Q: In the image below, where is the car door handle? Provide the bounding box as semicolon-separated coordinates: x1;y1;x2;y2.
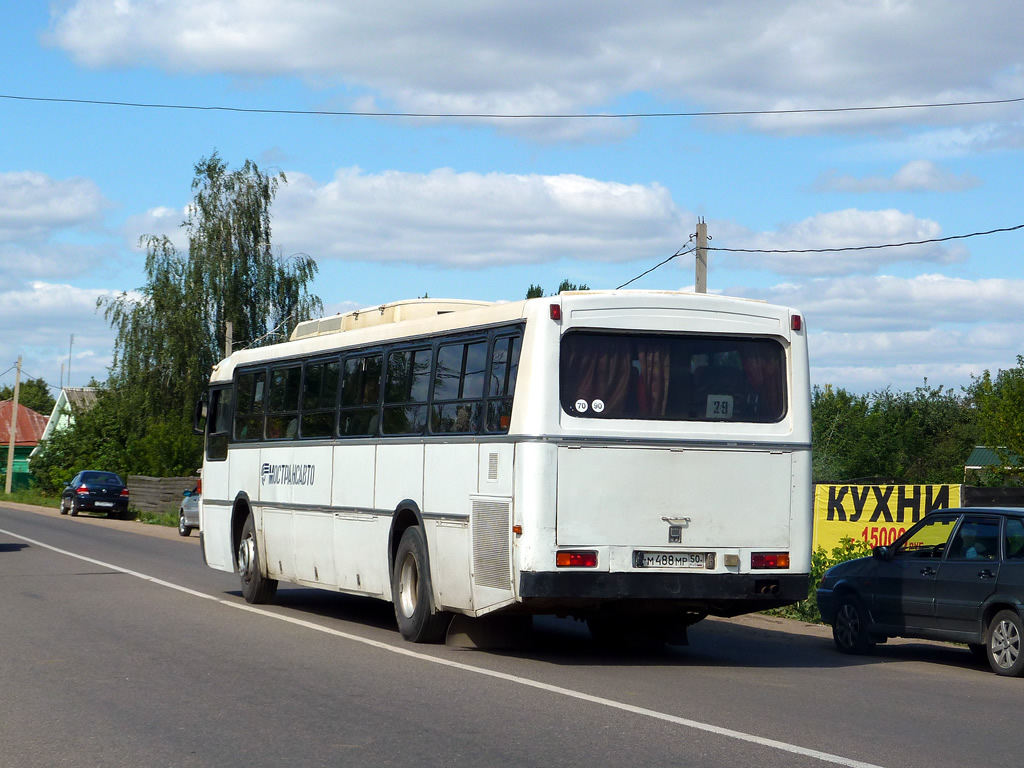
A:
978;569;996;579
920;567;936;576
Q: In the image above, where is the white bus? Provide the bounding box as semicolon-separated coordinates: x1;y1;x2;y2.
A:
197;291;812;645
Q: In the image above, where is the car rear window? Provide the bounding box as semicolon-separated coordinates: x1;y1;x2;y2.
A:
81;472;122;484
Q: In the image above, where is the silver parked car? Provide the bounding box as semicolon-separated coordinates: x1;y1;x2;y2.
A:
178;484;200;537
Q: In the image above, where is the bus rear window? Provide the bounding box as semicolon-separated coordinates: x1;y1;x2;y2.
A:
560;332;786;423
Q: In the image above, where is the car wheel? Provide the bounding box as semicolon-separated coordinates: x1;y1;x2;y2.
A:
832;593;875;654
59;499;68;515
178;510;191;537
237;513;277;604
987;610;1024;677
391;526;451;643
69;499;79;517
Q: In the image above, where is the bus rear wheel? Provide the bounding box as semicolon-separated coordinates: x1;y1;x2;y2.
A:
238;513;278;604
391;526;450;643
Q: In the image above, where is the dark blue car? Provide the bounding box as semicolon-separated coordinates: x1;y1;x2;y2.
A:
817;507;1024;676
60;470;131;518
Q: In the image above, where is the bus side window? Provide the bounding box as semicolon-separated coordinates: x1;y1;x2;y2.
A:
486;334;521;433
300;359;340;438
340;354;382;436
234;370;266;441
207;386;232;461
382;347;432;435
266;365;302;439
431;340;486;434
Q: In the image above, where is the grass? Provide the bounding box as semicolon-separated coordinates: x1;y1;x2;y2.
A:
1;485;179;527
134;509;179;527
1;486;61;508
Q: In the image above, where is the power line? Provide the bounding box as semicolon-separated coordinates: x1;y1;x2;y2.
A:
619;223;1024;287
618;244;695;289
2;92;1022;120
709;223;1024;254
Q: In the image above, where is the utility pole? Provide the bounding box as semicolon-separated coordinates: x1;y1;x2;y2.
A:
5;356;22;494
695;218;708;293
67;334;74;388
225;320;233;358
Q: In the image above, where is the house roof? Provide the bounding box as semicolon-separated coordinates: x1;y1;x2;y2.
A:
63;387;100;413
36;387;101;447
966;445;1023;469
0;400;48;446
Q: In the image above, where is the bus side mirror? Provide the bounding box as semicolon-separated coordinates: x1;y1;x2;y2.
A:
193;395;209;435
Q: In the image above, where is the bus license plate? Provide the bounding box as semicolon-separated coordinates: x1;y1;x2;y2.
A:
634;551;706;569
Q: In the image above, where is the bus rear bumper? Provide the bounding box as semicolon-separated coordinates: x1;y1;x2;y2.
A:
517;571;809;617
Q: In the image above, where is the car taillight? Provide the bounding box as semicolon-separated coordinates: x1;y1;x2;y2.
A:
751;552;790;569
76;484;89;495
556;550;597;567
195;478;202;494
120;488;130;497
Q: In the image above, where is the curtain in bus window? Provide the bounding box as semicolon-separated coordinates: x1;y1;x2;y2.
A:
741;343;785;421
561;335;632;417
561;333;786;423
635;342;670;418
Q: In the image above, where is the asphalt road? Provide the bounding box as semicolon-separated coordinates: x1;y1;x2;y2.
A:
1;502;1019;768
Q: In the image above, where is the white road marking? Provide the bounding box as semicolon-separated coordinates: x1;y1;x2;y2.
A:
1;526;885;768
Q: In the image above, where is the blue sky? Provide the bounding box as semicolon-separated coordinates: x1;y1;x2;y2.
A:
2;1;1023;400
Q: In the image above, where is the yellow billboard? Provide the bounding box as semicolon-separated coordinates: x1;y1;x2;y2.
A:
813;484;962;552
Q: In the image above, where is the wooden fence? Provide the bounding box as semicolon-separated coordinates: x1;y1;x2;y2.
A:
127;475;198;514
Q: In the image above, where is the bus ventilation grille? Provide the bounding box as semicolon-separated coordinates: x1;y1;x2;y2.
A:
472;498;511;590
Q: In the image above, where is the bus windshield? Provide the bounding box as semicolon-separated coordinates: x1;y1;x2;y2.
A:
560;331;786;423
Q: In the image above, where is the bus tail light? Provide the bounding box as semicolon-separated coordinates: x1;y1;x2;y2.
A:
751;552;789;569
549;303;561;321
791;314;802;331
556;550;597;567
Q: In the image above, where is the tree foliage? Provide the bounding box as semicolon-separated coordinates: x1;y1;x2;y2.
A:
33;151;325;482
970;355;1024;470
811;382;979;484
0;378;55;417
524;279;589;299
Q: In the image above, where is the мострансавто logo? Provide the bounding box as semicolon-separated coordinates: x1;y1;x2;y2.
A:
260;462;316;487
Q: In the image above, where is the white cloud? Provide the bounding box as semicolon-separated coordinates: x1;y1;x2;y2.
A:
0;171;108;241
730;275;1024;391
273;168;688;266
123;206;189;251
756;274;1024;331
0;281;124;390
713;210;963;276
47;1;1024;134
816;160;980;193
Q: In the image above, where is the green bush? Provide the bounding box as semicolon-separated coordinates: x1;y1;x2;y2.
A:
768;537;873;623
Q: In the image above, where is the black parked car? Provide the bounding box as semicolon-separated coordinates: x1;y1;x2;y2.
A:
60;471;131;518
817;507;1024;676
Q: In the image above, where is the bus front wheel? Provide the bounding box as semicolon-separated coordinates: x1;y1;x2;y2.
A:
391;527;450;643
238;513;278;604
